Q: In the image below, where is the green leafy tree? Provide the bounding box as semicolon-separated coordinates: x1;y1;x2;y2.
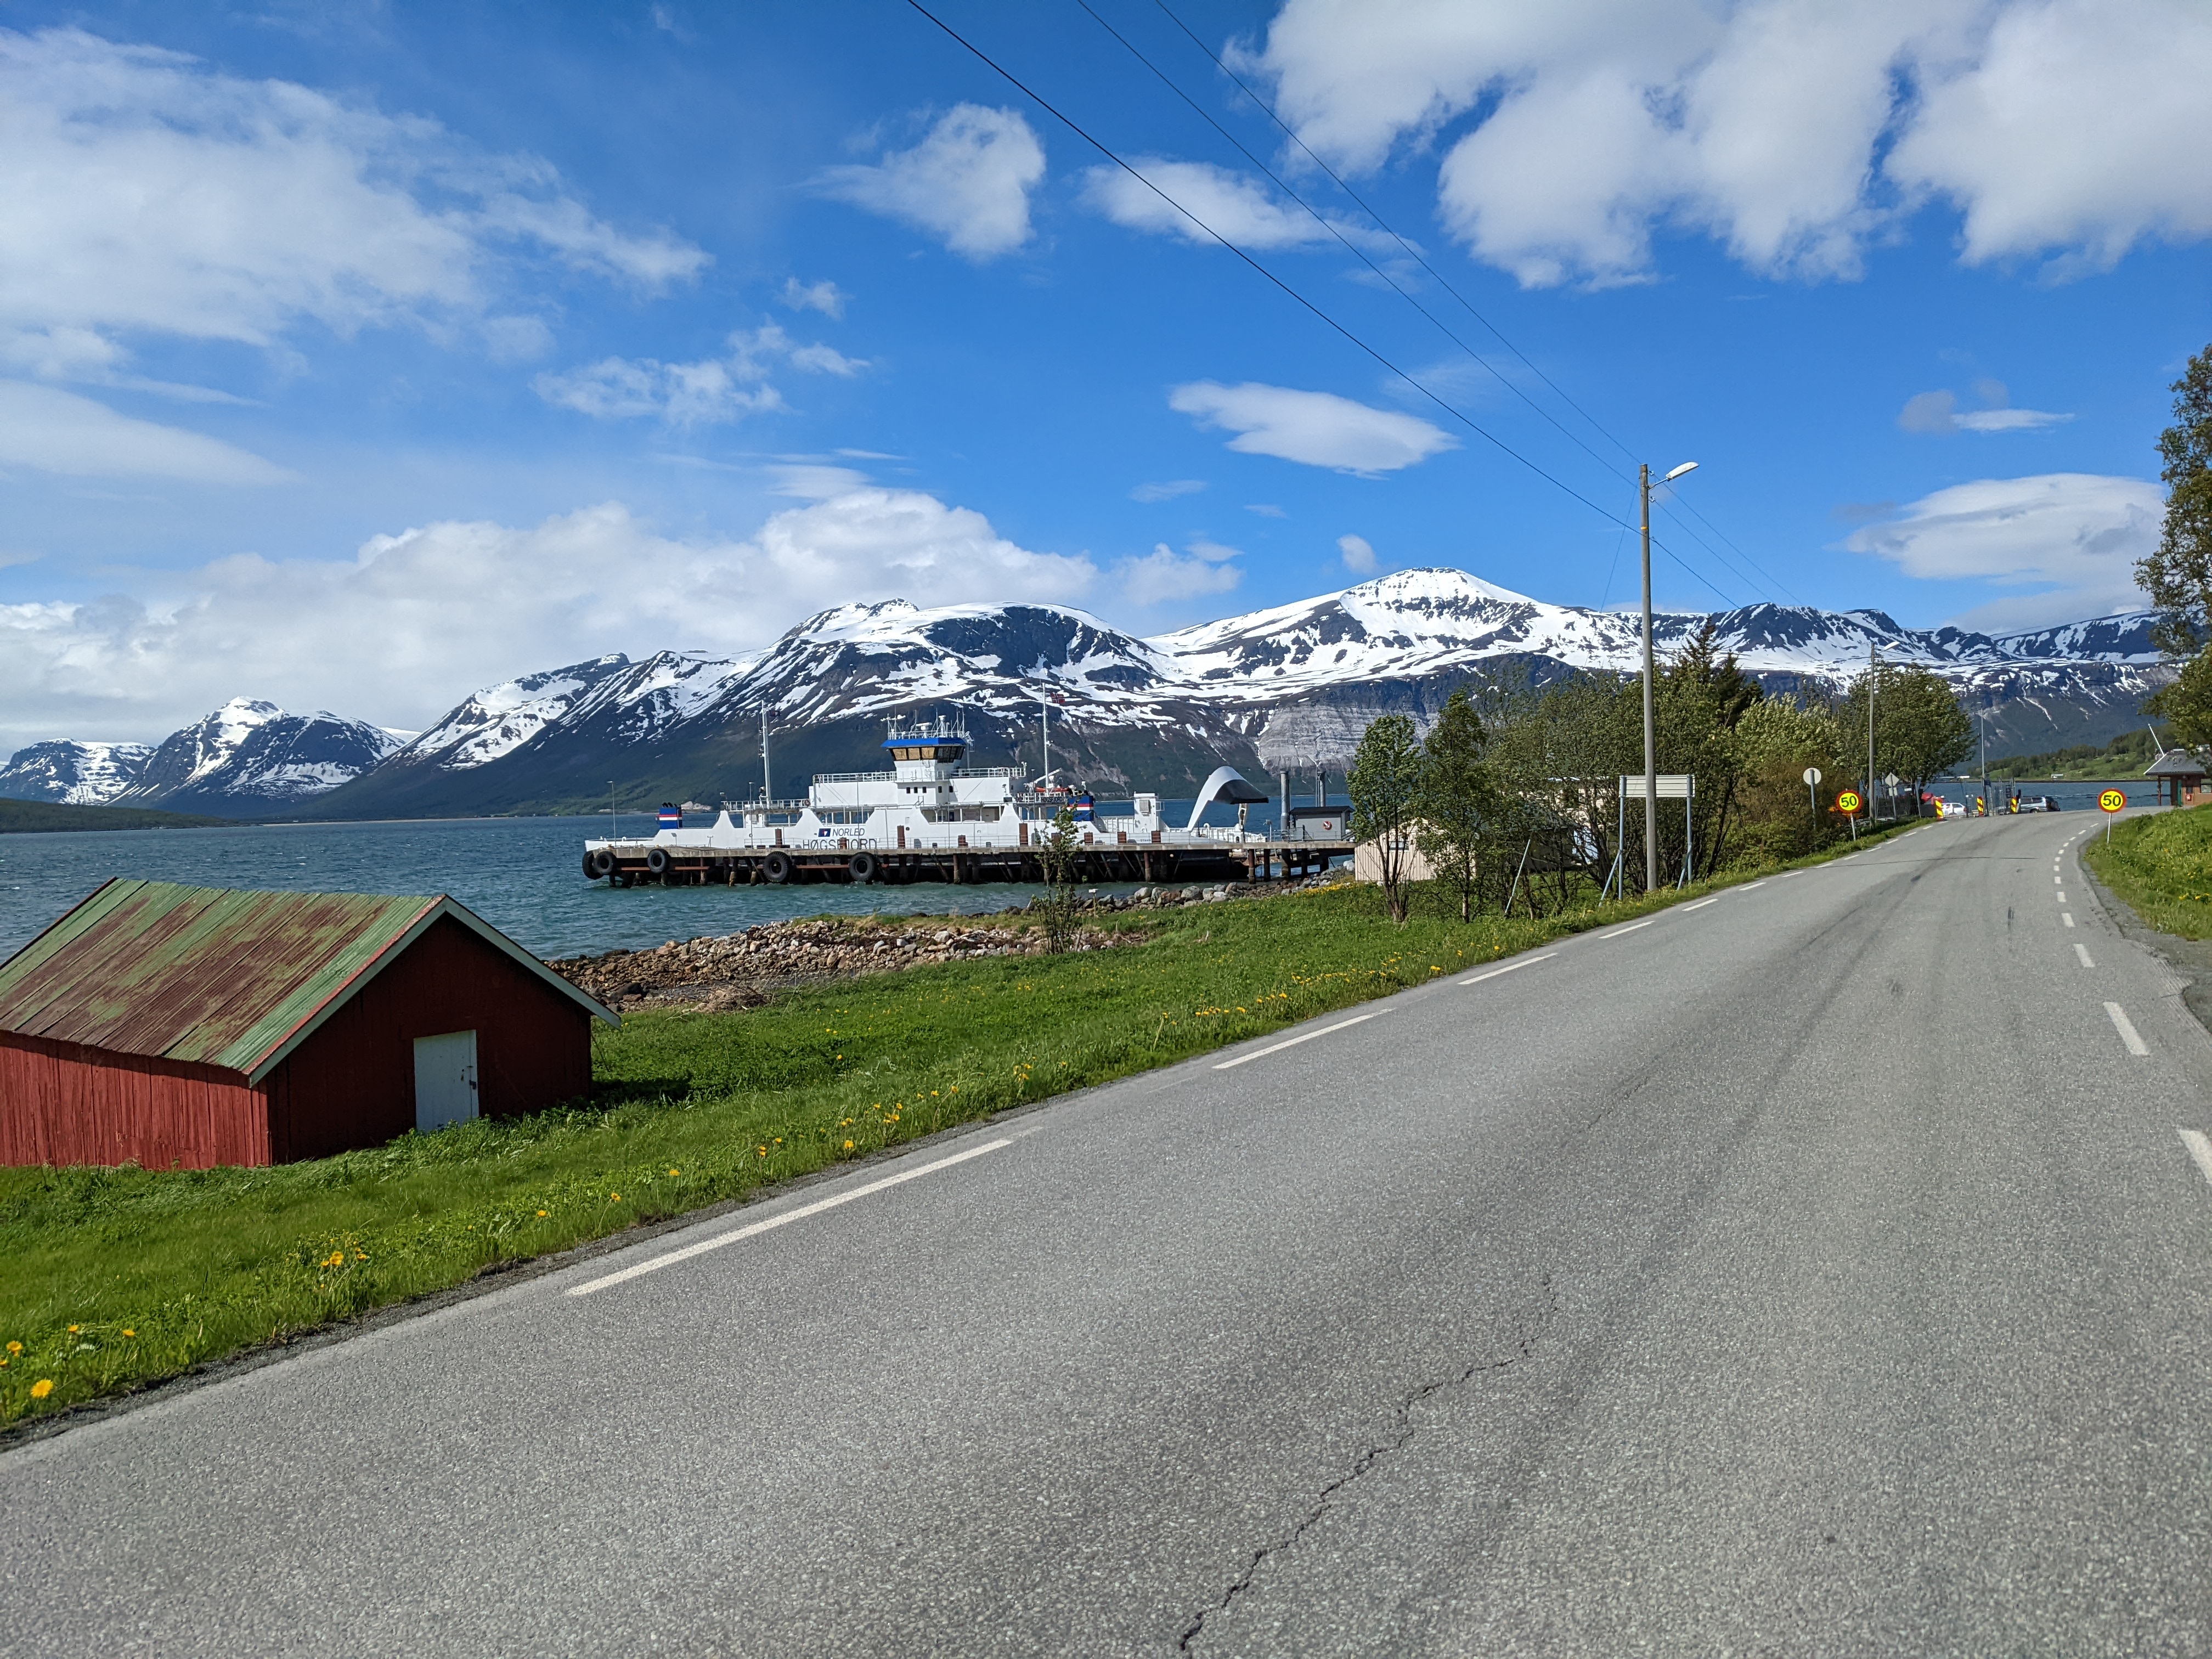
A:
1347;713;1424;923
2134;341;2212;659
1838;662;1974;803
1035;808;1081;952
1413;689;1503;922
2146;649;2212;751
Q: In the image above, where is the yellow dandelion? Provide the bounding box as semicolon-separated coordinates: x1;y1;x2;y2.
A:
610;1193;621;1201
5;1342;19;1355
844;1140;855;1150
323;1251;345;1268
668;1167;680;1177
758;1146;767;1156
538;1209;549;1217
66;1325;80;1334
122;1329;136;1338
30;1379;53;1400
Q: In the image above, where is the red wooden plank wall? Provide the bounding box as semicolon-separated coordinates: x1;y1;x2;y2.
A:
0;1034;268;1169
266;916;591;1163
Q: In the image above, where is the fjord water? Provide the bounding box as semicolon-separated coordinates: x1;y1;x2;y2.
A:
0;805;1299;961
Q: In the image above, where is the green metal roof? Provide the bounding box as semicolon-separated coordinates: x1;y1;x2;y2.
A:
0;879;612;1080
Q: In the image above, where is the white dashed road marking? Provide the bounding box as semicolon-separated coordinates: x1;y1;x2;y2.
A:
2180;1128;2212;1190
2063;913;2075;928
1601;919;1658;939
2074;943;2095;968
1214;1012;1380;1071
1460;951;1556;987
567;1136;1014;1297
2106;1002;2151;1057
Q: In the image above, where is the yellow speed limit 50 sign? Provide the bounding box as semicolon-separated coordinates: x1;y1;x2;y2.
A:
1835;789;1862;813
2100;788;2126;814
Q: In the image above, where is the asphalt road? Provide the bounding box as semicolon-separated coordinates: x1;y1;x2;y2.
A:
10;813;2212;1656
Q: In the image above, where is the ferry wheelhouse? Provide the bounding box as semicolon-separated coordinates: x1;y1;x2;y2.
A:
580;721;1336;887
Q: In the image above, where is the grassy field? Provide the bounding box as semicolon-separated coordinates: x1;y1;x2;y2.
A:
0;828;1914;1427
2083;804;2212;940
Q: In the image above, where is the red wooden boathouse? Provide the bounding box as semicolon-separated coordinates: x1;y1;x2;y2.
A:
0;879;617;1169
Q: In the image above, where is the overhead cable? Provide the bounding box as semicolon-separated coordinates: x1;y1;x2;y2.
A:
903;0;1739;606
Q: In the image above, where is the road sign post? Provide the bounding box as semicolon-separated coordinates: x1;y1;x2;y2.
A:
2100;788;2126;844
1837;788;1863;841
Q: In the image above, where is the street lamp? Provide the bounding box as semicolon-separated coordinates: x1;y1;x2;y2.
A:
1640;460;1699;893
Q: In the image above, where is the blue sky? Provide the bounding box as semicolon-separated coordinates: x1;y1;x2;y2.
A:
2;0;2208;747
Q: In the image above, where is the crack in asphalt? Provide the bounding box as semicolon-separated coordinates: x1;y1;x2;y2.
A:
1176;1275;1558;1652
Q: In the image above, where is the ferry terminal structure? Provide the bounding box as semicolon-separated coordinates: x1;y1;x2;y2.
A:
580;723;1352;888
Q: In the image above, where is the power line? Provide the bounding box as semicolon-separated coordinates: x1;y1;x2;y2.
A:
902;0;1740;606
1147;0;1804;607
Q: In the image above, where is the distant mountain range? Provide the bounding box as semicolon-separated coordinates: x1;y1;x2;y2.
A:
0;571;2172;819
0;699;401;818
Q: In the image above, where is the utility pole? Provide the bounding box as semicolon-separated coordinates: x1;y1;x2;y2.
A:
1639;466;1658;894
1867;637;1878;830
1639;460;1699;893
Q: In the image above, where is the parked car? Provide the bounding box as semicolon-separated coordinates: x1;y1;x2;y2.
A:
2020;795;2059;812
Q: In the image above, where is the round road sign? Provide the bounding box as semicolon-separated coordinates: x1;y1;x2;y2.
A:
1836;789;1863;813
1803;766;1823;786
2100;788;2126;814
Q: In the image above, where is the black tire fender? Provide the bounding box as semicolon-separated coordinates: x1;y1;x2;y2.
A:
646;847;672;876
764;850;794;884
848;851;879;884
586;848;617;879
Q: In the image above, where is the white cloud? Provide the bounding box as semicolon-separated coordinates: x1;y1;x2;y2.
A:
533;325;864;425
0;379;291;482
1245;503;1287;518
1888;0;2212;272
0;490;1099;747
1111;539;1243;607
1843;472;2162;630
779;278;848;319
1899;387;2072;435
1246;0;2212;287
1130;478;1206;503
0;26;705;368
815;105;1045;261
1170;380;1457;476
1337;532;1378;574
1080;158;1384;251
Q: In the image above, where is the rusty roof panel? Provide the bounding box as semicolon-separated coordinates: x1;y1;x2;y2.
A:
0;880;437;1074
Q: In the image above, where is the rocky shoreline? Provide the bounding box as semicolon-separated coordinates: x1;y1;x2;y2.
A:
545;872;1348;1013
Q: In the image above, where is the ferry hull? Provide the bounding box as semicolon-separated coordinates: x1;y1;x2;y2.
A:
577;840;1347;888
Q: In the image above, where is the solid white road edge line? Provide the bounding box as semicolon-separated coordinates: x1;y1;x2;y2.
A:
1601;919;1658;939
1213;1012;1378;1071
2063;913;2075;928
2179;1128;2212;1190
2106;1001;2151;1057
2075;943;2096;968
1459;951;1558;986
567;1137;1014;1297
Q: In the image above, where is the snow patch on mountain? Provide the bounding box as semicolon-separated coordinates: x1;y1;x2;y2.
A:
0;740;155;804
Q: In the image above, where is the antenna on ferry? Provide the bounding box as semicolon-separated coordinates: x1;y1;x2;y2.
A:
760;705;771;804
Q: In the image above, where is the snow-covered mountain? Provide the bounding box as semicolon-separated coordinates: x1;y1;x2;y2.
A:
99;699;402;814
0;740;155;805
4;570;2173;820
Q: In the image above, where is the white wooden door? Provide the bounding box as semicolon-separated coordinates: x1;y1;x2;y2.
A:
413;1030;479;1133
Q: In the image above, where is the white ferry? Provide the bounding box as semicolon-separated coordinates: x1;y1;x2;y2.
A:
580;721;1346;887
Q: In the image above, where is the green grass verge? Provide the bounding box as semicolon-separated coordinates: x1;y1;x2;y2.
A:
0;825;1916;1427
2082;805;2212;940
